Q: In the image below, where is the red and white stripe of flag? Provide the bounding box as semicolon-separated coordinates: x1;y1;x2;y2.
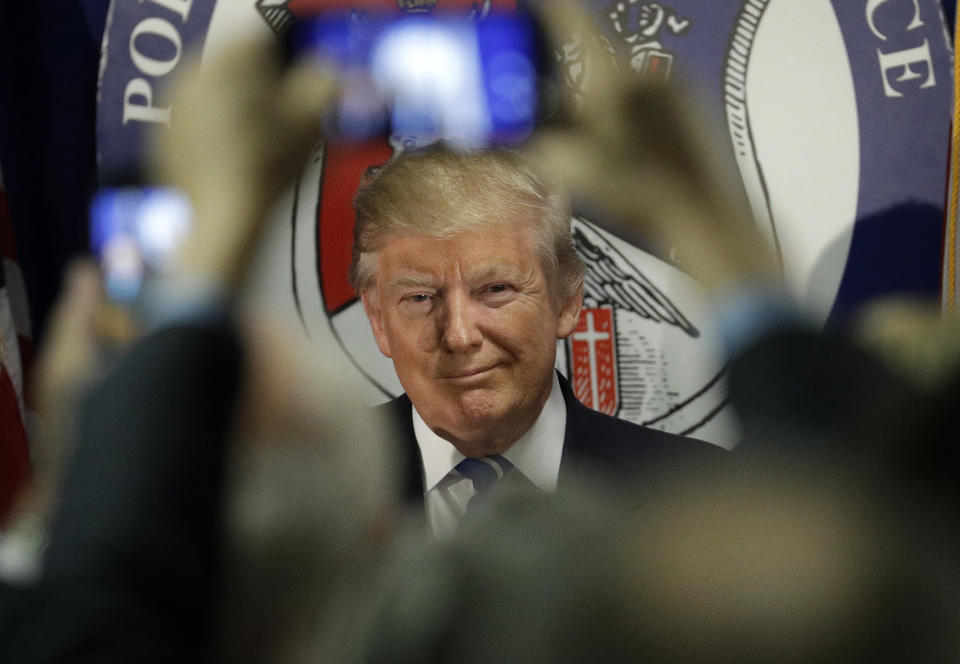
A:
0;162;33;523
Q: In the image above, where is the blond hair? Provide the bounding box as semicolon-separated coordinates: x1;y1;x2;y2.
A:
349;144;585;303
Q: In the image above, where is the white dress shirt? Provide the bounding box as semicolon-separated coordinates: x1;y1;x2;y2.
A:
413;372;567;538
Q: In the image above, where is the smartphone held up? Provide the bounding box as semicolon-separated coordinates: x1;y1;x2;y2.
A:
290;8;553;147
89;187;192;303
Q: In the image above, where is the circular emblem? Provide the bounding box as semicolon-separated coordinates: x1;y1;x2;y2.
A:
97;0;952;449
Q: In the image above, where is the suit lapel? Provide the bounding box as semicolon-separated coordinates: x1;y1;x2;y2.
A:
380;394;426;505
557;372;592;486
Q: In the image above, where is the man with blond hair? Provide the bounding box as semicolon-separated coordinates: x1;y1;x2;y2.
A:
352;143;722;536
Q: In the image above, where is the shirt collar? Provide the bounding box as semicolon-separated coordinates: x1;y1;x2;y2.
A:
412;372;567;494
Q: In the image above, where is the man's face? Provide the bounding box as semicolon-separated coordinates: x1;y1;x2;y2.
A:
361;224;582;457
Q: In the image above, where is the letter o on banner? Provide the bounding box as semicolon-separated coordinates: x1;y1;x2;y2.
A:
129;17;182;78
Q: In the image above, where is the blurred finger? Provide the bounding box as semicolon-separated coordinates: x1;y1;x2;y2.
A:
43;261;104;365
278;58;339;142
269;57;340;185
529;0;622;130
32;260;107;446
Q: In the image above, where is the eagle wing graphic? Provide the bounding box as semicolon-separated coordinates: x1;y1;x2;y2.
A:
572;218;699;337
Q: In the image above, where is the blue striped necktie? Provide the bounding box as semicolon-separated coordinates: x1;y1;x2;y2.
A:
454;455;514;521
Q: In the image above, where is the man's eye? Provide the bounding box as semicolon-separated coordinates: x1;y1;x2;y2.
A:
481;283;515;302
399;293;435;312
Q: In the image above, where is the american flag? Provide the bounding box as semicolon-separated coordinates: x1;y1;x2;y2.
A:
0;162;32;523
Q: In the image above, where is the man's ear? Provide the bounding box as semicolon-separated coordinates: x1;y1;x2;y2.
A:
361;289;393;358
556;284;583;339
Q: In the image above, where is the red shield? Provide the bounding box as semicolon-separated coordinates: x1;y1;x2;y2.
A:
570;306;619;415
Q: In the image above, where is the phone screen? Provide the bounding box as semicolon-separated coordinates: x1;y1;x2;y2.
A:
291;11;542;146
89;187;192;302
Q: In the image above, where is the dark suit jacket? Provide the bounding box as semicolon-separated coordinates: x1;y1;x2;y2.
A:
0;321;243;663
377;372;726;506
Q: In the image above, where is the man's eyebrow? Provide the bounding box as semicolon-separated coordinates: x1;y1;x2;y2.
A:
465;262;524;282
387;275;437;290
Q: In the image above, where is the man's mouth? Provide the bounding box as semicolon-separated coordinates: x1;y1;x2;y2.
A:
441;365;498;379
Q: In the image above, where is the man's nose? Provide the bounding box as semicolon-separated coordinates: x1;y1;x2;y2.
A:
440;291;483;351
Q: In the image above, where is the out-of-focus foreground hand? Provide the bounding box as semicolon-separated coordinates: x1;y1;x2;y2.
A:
526;0;778;297
31;262;113;461
150;36;338;292
852;297;960;389
1;261;108;580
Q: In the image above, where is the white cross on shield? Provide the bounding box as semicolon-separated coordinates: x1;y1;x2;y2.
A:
570;306;619;415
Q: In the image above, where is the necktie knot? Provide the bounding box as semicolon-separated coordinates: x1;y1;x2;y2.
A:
454;455;514;496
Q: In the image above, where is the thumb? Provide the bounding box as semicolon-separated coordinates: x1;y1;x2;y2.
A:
276;58;340;154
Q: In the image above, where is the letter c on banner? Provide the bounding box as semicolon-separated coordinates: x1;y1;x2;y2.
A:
866;0;925;41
